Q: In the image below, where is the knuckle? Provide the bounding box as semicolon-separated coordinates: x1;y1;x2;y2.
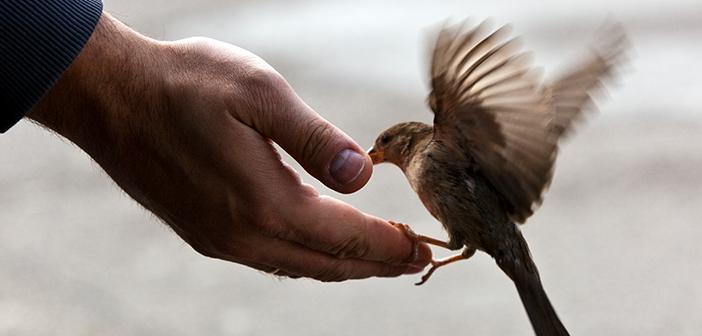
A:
235;61;291;131
239;62;288;94
189;37;219;50
314;261;353;282
327;232;370;260
300;119;336;166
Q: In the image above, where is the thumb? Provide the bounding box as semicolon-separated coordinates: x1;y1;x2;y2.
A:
247;70;372;193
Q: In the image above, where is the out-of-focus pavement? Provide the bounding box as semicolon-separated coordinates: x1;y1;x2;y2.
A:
2;0;702;335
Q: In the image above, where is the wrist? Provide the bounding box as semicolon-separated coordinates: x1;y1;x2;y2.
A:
27;13;167;158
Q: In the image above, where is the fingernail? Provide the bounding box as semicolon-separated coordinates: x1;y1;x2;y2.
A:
330;149;366;185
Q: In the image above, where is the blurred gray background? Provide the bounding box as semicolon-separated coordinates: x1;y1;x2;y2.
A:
2;0;701;335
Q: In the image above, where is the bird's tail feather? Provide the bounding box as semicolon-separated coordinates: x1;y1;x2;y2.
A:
495;229;570;336
511;265;570;336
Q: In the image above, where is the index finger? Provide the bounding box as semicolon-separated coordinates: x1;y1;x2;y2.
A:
278;194;432;267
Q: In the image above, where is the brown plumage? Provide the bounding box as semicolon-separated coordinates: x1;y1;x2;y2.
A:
368;19;626;336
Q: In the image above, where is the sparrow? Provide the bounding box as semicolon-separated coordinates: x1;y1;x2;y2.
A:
368;19;626;336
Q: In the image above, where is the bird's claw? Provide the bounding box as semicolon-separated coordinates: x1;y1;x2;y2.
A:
415;247;477;286
389;220;452;250
389;221;419;239
415;260;440;286
389;221;420;264
388;220;475;285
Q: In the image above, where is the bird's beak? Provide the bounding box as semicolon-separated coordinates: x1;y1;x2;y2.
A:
367;146;385;164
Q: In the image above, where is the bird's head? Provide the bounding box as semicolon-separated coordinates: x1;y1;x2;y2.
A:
368;122;433;168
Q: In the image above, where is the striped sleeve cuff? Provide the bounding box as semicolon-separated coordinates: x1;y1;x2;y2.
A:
0;0;103;133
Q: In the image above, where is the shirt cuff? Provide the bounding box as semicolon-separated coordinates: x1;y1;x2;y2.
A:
0;0;104;133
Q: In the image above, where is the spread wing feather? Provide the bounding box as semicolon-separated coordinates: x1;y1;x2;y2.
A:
546;22;628;138
428;20;625;223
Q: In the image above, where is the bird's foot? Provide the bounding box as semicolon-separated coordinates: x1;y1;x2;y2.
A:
389;221;452;250
415;247;476;286
389;221;420;263
388;221;475;285
389;220;453;265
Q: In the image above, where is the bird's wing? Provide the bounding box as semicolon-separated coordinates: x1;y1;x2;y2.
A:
428;20;626;223
428;20;555;223
546;23;627;138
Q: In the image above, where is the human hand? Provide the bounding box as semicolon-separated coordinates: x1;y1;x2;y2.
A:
27;13;431;281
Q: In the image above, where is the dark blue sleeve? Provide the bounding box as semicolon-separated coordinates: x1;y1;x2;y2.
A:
0;0;103;133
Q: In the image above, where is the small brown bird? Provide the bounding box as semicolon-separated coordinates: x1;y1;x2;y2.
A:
368;20;626;336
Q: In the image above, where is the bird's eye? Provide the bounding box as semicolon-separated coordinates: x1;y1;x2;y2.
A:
380;134;392;145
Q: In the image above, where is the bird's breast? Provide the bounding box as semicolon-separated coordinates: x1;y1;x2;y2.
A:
404;150;512;250
405;153;478;227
